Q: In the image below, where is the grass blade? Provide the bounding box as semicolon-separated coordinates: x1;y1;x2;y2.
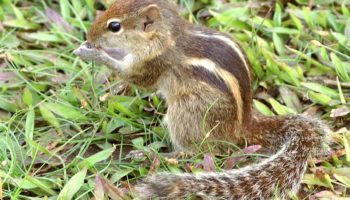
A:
58;168;87;200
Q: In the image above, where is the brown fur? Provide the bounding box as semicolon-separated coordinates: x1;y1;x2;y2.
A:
74;0;328;199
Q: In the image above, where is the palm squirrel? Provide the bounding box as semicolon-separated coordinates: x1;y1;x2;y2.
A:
74;0;329;199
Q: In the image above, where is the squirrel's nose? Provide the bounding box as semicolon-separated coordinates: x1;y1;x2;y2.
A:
85;41;94;49
74;41;94;56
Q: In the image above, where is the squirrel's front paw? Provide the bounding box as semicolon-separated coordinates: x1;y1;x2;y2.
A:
74;41;134;72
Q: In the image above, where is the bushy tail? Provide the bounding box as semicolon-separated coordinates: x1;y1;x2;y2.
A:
135;115;329;200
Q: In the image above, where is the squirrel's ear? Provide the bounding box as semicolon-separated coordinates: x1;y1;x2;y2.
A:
139;4;161;32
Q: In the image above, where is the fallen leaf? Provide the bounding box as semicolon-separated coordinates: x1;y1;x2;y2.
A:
45;8;73;32
315;168;326;180
202;153;216;172
303;174;333;188
95;175;129;200
95;175;105;200
148;157;160;176
331;106;350;118
313;191;349;200
4;53;14;62
225;145;262;170
99;93;110;102
50;74;69;84
0;63;6;68
302;106;321;117
166;158;179;165
80;99;88;109
121;181;132;192
333;174;350;187
194;163;204;170
184;163;194;172
0;72;16;84
243;145;262;154
45;141;59;151
311;40;323;46
225;157;245;170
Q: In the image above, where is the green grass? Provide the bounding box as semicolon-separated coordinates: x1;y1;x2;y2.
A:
0;0;350;199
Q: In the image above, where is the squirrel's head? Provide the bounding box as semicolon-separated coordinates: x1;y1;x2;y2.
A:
75;0;176;70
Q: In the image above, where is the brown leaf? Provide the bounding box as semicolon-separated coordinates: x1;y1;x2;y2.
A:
120;181;132;192
5;53;14;62
333;149;346;157
315;168;326;180
0;72;16;84
184;163;193;173
95;175;128;200
331;106;350;118
147;157;160;176
314;149;346;164
279;86;302;111
95;176;105;200
45;141;59;151
194;163;204;170
0;62;6;68
80;99;88;109
224;157;243;170
0;110;11;121
50;73;69;84
243;145;262;154
224;145;261;170
45;8;73;32
202;153;216;172
302;106;321;117
313;191;347;200
166;158;179;165
99;93;110;102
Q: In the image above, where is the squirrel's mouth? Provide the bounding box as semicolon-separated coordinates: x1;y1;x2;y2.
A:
74;41;128;61
101;46;127;60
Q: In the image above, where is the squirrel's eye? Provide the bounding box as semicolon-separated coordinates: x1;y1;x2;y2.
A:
108;21;122;32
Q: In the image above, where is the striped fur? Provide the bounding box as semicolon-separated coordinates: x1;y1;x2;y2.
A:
189;31;250;77
176;26;252;126
76;0;329;199
186;58;243;126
